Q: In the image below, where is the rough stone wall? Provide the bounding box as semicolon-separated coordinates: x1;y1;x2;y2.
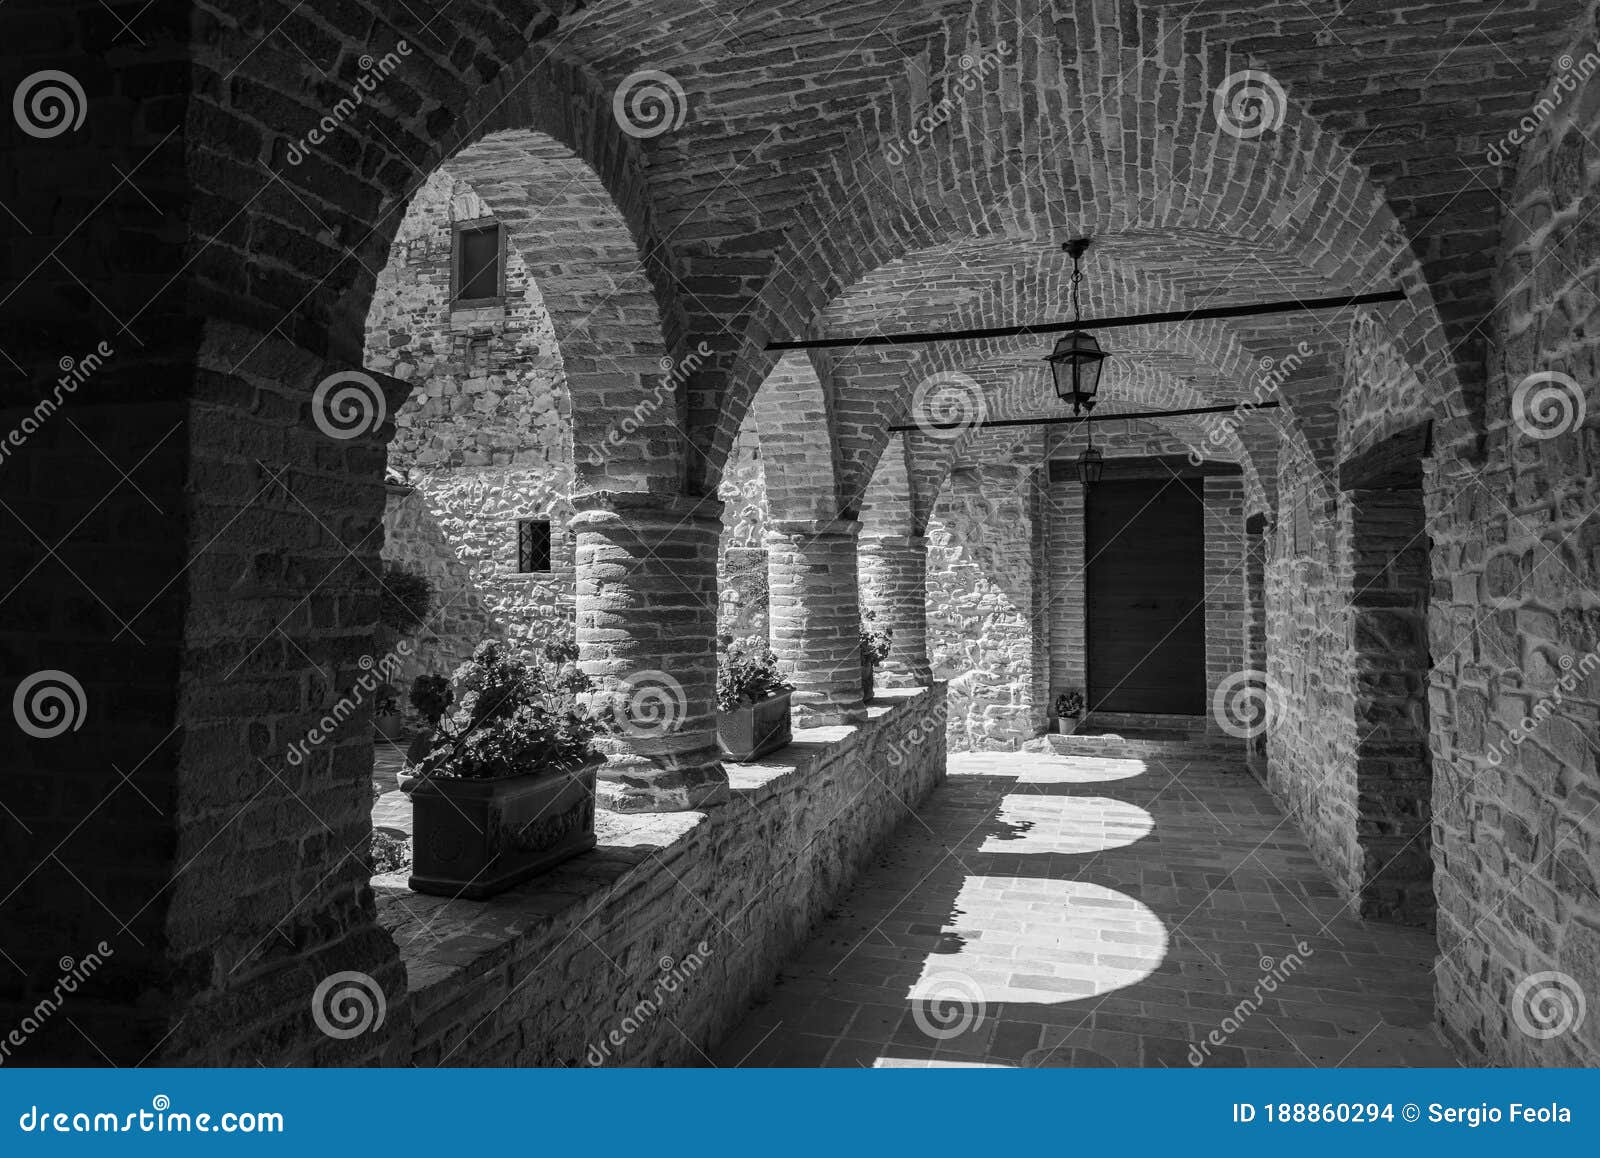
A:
717;422;771;643
377;688;946;1064
927;456;1045;751
1265;429;1363;906
1427;37;1600;1064
366;170;576;672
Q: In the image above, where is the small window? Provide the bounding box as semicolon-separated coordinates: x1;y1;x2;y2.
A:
517;519;552;573
452;218;503;305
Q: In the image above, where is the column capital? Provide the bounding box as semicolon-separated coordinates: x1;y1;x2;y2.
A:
569;489;724;533
766;513;861;540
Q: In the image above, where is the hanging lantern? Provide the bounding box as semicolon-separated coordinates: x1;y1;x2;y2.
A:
1045;238;1110;415
1076;444;1104;486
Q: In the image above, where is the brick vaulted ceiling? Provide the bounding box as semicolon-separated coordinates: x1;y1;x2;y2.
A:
172;0;1584;497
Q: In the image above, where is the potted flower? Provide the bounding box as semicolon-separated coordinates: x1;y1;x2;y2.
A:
406;640;604;899
716;639;793;761
373;688;405;742
860;610;893;704
399;673;453;790
1054;689;1085;734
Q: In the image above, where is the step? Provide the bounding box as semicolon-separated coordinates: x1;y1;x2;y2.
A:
1022;729;1244;764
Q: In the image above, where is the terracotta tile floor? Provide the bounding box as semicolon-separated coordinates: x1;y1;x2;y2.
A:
712;749;1454;1068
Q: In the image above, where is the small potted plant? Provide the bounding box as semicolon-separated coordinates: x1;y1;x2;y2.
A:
1054;689;1085;734
373;688;405;742
400;673;454;790
716;638;793;762
406;640;604;899
376;563;433;652
860;610;893;704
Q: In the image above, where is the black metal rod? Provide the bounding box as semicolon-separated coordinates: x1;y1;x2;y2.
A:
889;400;1281;433
768;290;1405;351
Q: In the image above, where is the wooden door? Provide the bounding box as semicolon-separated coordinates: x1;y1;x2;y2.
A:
1085;478;1205;714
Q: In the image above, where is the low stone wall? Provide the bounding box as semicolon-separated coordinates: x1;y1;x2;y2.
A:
375;685;946;1065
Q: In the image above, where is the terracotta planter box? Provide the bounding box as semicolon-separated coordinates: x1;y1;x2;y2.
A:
718;691;793;762
374;713;406;742
408;757;600;900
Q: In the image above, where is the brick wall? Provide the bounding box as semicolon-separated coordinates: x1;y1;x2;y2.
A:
377;688;946;1064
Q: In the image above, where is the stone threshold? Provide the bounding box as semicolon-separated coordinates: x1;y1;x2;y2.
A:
373;688;931;998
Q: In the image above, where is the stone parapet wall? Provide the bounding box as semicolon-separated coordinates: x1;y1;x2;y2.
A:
376;686;946;1065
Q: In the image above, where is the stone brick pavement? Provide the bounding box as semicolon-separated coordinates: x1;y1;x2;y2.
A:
712;749;1453;1068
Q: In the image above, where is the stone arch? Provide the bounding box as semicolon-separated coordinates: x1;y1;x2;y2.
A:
748;351;844;522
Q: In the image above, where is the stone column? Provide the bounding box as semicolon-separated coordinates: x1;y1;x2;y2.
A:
766;515;867;726
858;531;932;688
571;491;728;812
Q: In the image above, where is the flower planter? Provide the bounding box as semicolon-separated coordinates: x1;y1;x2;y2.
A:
862;663;875;705
408;756;601;899
718;691;793;762
1056;717;1079;735
374;712;406;742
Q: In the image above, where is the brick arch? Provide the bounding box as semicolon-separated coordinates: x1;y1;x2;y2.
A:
749;351;844;522
697;0;1466;492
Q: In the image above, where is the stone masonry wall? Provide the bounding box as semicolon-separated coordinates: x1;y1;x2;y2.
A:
375;688;946;1064
928;460;1043;750
1427;32;1600;1065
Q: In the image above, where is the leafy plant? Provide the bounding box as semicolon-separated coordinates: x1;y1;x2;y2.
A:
859;610;893;668
379;563;433;632
539;631;593;695
1054;689;1085;718
413;640;601;781
369;829;412;875
375;692;401;716
716;639;792;711
409;673;453;726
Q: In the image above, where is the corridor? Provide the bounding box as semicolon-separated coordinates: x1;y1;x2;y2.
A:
713;747;1451;1068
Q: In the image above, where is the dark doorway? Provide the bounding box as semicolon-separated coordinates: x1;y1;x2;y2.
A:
1085;477;1205;715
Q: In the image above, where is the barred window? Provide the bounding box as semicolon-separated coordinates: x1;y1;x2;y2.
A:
516;519;552;574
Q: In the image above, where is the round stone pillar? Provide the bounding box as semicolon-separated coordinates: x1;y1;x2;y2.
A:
859;531;933;688
571;491;728;813
766;515;867;726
